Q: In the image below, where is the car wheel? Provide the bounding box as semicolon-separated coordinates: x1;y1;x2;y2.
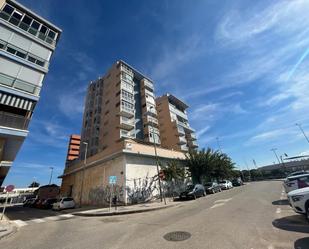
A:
203;191;206;197
212;189;215;194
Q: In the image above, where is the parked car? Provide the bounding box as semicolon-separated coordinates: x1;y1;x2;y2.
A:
204;182;222;194
41;198;58;209
283;173;309;193
52;197;75;210
179;184;206;200
287;170;309;178
23;198;36;207
232;178;243;187
219;180;233;190
287;186;309;220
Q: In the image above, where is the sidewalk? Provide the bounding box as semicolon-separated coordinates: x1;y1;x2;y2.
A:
73;199;179;217
0;219;16;240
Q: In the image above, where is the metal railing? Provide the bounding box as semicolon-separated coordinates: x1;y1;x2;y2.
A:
0;111;30;130
0;11;56;46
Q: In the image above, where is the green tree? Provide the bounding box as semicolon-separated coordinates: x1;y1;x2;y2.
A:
29;181;40;188
161;160;186;182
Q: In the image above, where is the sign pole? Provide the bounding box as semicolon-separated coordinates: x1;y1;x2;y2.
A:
109;184;113;212
1;192;9;220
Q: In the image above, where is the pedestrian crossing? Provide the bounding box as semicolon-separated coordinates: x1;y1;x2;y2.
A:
12;214;75;227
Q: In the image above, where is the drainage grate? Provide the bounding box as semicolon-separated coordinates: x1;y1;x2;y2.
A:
163;231;191;242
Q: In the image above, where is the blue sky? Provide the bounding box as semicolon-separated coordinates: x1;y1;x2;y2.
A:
4;0;309;187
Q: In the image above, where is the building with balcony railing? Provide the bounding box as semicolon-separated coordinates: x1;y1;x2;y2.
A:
79;60;161;159
156;93;198;152
0;0;61;186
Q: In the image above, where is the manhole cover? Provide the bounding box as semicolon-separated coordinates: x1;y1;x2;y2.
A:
163;231;191;241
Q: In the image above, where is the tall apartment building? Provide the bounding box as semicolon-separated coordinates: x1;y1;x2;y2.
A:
156;93;198;152
65;134;81;165
0;0;61;185
80;60;160;159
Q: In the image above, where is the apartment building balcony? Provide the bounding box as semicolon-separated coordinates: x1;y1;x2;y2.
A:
180;144;189;151
188;140;198;148
0;161;13;167
141;78;154;91
187;132;197;141
69;145;80;150
144;115;158;127
121;65;134;77
144;105;157;117
0;111;30;131
175;124;185;136
120;129;135;139
178;136;187;145
0;72;41;96
169;104;188;120
119;106;134;118
119;116;135;130
68;150;79;156
177;120;195;132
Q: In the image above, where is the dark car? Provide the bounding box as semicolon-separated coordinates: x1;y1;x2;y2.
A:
232;178;243;186
41;198;58;209
204;182;222;194
179;184;206;200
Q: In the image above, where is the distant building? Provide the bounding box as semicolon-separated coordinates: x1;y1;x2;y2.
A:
156;93;198;152
259;158;309;173
34;184;59;200
66;134;81;165
0;0;61;186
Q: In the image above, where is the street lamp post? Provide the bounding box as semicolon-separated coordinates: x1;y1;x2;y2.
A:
148;106;165;204
270;148;281;165
79;142;88;207
295;123;309;145
48;167;54;185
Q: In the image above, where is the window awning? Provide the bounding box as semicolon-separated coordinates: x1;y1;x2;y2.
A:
0;91;35;111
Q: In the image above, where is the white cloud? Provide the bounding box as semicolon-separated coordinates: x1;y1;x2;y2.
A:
196;126;211;138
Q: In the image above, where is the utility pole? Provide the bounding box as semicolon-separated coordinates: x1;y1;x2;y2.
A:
296;123;309;145
80;142;88;207
48;167;54;185
148;106;165;204
270;148;281;165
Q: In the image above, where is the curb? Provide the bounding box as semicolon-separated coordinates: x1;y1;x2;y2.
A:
73;203;179;217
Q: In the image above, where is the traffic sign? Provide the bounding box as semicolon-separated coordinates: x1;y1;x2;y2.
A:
109;176;117;184
5;185;15;192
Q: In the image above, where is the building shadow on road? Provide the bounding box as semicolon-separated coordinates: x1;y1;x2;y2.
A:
272;199;289;205
294;237;309;249
273;215;309;233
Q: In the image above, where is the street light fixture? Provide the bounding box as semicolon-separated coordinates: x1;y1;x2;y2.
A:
79;142;88;207
48;167;54;185
270;148;281;165
295;123;309;145
147;106;165;204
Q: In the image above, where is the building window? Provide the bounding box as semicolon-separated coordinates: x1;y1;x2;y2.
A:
2;4;14;15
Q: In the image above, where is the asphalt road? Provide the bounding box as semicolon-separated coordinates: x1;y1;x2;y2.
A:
1;180;309;249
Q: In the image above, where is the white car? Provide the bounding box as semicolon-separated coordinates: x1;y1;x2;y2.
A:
219;180;233;190
52;197;75;210
287;187;309;220
283;173;309;193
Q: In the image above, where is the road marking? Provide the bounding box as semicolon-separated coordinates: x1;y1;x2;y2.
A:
13;220;28;227
31;218;45;223
276;208;281;214
214;198;232;204
45;216;60;221
210;203;225;209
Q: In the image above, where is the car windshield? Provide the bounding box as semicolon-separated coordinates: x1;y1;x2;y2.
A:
219;181;226;184
186;185;195;191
